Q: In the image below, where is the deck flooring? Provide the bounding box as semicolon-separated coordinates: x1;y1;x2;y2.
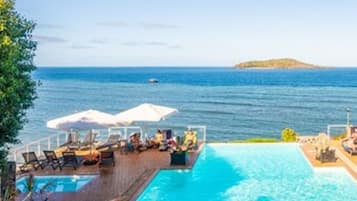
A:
300;140;357;180
16;146;202;201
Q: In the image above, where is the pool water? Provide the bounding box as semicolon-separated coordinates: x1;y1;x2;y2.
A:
16;175;96;192
138;144;357;201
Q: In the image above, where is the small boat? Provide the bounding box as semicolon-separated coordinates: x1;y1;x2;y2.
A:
148;78;159;83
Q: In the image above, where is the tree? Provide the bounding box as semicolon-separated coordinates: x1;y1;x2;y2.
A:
0;0;37;168
281;128;297;142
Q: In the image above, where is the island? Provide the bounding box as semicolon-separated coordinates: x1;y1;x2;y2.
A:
234;58;318;69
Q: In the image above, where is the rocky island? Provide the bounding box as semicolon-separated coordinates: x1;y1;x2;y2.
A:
235;58;318;69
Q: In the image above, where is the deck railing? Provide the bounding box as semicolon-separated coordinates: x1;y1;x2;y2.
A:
8;132;69;164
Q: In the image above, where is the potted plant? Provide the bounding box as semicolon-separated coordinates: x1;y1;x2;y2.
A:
170;136;188;165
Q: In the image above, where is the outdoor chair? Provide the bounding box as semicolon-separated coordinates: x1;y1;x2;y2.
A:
19;152;46;173
98;151;115;167
61;151;79;170
316;147;338;163
60;132;79;147
80;132;97;147
43;150;63;170
96;134;120;150
70;132;97;150
342;140;357;155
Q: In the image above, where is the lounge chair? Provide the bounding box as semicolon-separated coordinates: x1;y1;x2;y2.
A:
342;140;357;155
61;151;79;170
60;132;79;147
69;132;97;150
80;132;97;147
96;134;120;150
43;150;63;170
19;152;46;172
98;151;115;167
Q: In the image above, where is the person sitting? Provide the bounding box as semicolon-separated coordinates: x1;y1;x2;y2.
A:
129;132;144;152
183;129;197;150
151;129;164;148
342;132;357;151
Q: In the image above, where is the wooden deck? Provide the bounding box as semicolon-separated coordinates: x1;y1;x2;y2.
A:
300;140;357;179
16;145;203;201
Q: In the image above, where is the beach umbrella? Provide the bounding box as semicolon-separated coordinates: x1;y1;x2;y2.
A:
47;109;131;131
115;103;178;138
115;103;178;122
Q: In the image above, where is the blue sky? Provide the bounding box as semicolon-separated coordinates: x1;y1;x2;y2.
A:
16;0;357;66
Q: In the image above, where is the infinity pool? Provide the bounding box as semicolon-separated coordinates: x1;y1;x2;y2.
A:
138;144;357;201
16;175;96;192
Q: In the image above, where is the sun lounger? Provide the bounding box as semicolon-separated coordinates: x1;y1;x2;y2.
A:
98;151;115;167
80;132;97;147
342;140;357;155
60;132;79;147
43;150;63;170
61;151;79;170
69;132;97;150
19;152;46;172
96;134;120;150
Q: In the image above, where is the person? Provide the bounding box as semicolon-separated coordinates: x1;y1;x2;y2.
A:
343;132;357;151
129;133;144;152
151;129;164;148
183;129;197;150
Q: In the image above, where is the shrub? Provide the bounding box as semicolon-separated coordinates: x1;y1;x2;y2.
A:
281;128;297;142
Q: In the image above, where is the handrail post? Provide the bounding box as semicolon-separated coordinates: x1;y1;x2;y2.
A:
203;126;206;142
38;143;41;156
48;138;51;150
13;151;17;163
57;135;60;147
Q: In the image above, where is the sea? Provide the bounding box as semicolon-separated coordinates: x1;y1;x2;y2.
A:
19;67;357;143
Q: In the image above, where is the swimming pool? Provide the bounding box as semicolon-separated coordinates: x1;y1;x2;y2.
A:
138;144;357;201
16;175;96;192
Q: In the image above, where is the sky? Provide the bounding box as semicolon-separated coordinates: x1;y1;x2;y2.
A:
16;0;357;67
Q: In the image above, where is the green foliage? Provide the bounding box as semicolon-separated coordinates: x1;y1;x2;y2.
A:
281;128;297;142
0;0;37;168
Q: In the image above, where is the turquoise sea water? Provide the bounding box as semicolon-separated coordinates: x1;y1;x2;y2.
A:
138;144;357;201
20;67;357;143
16;175;96;192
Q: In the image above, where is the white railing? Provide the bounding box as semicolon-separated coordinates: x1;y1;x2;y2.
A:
108;126;143;140
8;132;68;164
327;124;348;137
